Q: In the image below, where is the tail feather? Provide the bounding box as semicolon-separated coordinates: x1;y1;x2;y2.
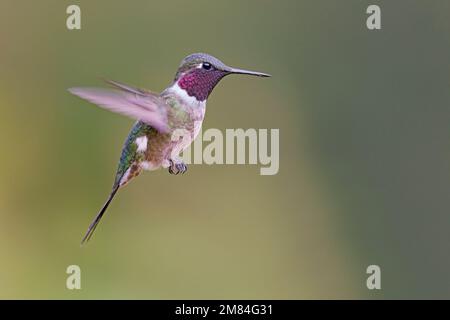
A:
81;185;120;245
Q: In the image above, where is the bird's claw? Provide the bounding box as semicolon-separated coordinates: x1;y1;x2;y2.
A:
168;159;188;175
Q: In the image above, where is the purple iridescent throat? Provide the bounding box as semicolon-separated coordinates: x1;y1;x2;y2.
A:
177;68;228;102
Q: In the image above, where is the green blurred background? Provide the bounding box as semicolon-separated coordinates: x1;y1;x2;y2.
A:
0;0;449;299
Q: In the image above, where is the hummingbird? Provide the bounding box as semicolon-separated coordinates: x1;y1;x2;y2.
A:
69;53;270;244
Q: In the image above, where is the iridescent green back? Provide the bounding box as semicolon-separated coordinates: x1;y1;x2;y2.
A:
113;121;156;188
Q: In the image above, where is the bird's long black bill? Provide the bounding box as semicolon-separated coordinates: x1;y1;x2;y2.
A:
229;67;271;77
81;185;120;245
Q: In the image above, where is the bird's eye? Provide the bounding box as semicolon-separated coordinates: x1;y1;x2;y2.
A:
202;62;212;70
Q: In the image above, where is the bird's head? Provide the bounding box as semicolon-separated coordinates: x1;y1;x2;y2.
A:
172;53;270;102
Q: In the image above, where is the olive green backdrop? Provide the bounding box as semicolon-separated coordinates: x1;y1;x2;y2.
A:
0;0;449;299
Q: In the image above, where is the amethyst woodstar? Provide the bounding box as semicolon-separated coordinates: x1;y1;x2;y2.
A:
68;53;270;244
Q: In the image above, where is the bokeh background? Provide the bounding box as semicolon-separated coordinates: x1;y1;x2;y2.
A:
0;0;449;299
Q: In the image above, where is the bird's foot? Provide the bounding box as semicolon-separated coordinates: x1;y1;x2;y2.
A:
168;159;188;175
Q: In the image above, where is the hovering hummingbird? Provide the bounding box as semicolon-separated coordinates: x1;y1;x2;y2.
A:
69;53;270;244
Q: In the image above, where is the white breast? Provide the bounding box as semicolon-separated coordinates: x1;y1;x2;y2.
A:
163;83;207;158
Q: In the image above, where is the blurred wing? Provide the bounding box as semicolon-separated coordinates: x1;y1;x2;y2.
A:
103;78;150;96
68;84;169;133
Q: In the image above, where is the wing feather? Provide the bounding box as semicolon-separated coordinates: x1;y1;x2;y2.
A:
68;84;169;133
103;79;149;96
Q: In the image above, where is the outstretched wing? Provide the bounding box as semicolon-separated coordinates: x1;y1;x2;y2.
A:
103;79;150;96
68;81;169;133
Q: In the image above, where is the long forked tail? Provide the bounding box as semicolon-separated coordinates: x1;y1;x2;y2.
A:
81;185;120;245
